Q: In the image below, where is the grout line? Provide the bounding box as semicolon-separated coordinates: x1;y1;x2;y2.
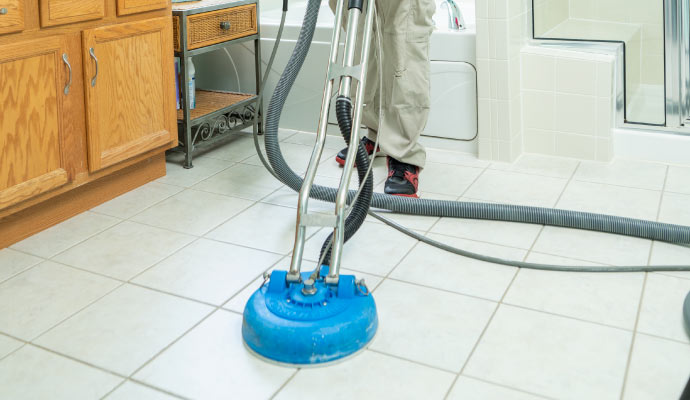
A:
98;379;127;400
523;160;581;262
425;161;492;236
648;165;670;266
459;375;557;400
0;342;27;364
118;378;190;400
89;182;184;220
366;348;458;375
618;271;649;400
268;369;301;400
125;308;218;380
18;215;127;262
443;270;520;399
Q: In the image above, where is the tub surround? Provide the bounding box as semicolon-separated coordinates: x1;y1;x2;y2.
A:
521;46;615;161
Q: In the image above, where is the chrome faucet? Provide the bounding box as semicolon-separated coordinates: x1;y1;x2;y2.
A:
442;0;466;31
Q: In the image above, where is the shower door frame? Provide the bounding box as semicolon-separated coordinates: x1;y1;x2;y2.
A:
667;0;690;133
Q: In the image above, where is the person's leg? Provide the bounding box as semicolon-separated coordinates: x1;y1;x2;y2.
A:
370;0;434;170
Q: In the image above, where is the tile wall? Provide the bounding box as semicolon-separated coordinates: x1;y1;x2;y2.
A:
476;0;532;161
520;46;615;161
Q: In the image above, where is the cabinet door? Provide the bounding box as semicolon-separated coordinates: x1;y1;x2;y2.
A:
40;0;105;27
0;0;24;35
82;17;176;172
0;36;70;210
116;0;167;16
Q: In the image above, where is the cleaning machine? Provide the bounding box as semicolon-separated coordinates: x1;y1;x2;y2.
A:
241;0;690;368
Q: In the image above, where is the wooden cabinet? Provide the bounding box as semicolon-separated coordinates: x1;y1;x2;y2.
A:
0;0;25;34
0;36;70;210
116;0;166;16
82;16;176;172
39;0;105;27
0;2;176;247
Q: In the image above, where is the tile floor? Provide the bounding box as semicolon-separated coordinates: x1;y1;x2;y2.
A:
2;129;690;400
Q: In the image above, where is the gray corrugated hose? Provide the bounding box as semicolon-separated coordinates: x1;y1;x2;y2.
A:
258;0;690;272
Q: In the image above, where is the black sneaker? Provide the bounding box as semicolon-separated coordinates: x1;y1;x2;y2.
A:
335;137;381;166
384;157;420;198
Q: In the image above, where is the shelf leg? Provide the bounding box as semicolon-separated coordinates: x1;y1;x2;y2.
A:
180;55;194;169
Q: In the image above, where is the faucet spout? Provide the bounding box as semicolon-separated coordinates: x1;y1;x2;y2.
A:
442;0;466;31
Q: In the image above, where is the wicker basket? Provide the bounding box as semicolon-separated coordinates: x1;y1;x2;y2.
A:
185;4;257;50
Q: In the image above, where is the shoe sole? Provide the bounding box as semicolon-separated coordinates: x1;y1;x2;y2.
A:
386;192;419;199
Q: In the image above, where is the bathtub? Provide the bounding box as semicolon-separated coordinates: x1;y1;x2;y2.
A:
195;0;478;152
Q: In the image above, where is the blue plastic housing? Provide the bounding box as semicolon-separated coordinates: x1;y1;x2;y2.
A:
242;267;378;365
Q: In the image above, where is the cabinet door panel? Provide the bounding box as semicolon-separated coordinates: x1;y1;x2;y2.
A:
40;0;105;27
116;0;167;16
82;17;176;172
0;37;70;210
0;0;24;34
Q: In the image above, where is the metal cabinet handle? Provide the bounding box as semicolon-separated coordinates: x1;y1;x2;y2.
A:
89;47;98;87
62;53;72;95
220;21;231;30
0;8;7;15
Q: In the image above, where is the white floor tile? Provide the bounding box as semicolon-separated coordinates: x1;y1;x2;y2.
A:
666;165;690;195
557;181;661;220
35;284;212;376
283;131;346;150
391;234;520;301
0;345;121;400
533;227;652;266
158;156;233;188
133;238;281;305
426;148;491;168
490;154;579;179
430;218;543;249
465;305;632;400
0;248;42;283
130;189;253;236
244;142;338;173
418;162;484;197
135;310;295;400
105;381;177;400
199;132;264;162
0;334;22;359
370;280;496;372
91;182;183;219
192;163;285;201
574;159;667;191
53;221;196;281
274;350;455;400
464;170;568;207
0;261;119;340
637;273;690;343
649;242;690;279
206;202;318;254
11;212;120;258
504;269;644;329
659;192;690;225
623;334;690;400
302;222;418;276
447;376;547;400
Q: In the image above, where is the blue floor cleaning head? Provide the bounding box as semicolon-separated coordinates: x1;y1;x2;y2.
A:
242;266;378;366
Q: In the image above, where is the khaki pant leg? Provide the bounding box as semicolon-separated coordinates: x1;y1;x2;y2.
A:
329;0;434;168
